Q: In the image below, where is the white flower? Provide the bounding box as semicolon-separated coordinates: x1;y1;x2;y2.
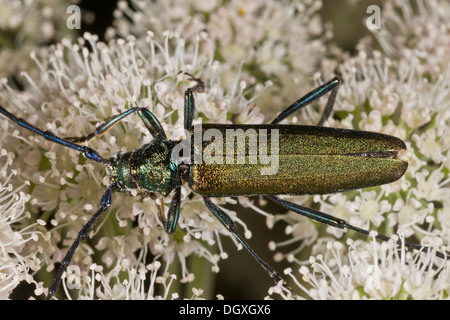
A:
0;151;45;298
111;0;334;122
285;236;450;300
0;23;261;298
268;0;450;299
1;0;449;300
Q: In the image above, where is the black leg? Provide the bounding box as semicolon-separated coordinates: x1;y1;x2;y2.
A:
163;187;181;234
202;196;296;297
270;78;340;125
46;184;115;300
266;195;346;229
152;167;181;234
179;72;205;132
317;83;338;126
266;195;448;260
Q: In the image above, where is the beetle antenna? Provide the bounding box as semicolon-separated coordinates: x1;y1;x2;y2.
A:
0;105;107;165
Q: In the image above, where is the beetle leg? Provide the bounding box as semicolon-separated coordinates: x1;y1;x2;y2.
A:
153;188;181;234
202;196;297;298
266;195;449;260
266;195;346;229
65;107;167;143
46;183;115;300
270;77;340;125
178;71;205;132
164;187;181;234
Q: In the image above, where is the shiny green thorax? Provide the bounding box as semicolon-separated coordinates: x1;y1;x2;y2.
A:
108;138;180;196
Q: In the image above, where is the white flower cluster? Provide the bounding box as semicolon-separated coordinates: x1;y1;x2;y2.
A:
0;29;234;299
268;0;450;299
0;0;449;300
0;150;45;298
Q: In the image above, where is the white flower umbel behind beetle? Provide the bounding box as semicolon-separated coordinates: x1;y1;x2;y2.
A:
1;0;450;300
0;28;268;299
268;0;450;299
1;0;341;300
0;151;46;298
110;0;336;122
286;236;450;300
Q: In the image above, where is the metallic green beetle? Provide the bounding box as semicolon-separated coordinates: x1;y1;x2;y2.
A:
0;73;443;300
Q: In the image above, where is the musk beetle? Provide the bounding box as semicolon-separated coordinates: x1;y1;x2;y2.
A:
0;72;446;299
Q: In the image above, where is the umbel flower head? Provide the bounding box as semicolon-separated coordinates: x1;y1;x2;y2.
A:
268;0;450;299
1;0;332;299
0;0;449;300
0;29;246;299
0;151;46;299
